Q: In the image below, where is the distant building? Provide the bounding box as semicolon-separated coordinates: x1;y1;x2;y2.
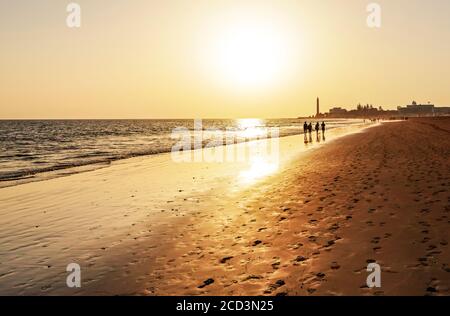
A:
397;101;434;116
434;106;450;115
317;100;449;119
329;107;348;115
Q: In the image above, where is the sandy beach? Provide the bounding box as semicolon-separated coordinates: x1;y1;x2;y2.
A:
0;118;449;296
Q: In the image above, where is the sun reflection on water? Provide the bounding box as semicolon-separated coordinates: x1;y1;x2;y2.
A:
236;118;266;139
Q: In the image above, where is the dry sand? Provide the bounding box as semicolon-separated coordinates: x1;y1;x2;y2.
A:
0;118;449;296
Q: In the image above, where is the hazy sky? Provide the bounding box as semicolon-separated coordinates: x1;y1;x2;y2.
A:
1;0;449;119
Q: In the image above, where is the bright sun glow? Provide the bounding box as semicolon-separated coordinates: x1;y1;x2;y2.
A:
212;20;290;89
239;156;279;184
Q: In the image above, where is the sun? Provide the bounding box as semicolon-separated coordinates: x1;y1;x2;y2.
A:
212;21;290;89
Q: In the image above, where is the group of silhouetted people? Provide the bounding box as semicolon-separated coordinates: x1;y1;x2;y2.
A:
303;121;326;134
303;121;326;144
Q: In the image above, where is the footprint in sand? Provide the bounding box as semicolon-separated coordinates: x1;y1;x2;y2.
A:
315;272;326;280
252;240;262;246
271;260;281;270
307;288;316;294
328;223;339;232
220;256;233;264
264;280;286;294
242;275;263;282
418;257;428;266
294;256;308;263
371;237;381;244
331;262;340;270
427;244;437;251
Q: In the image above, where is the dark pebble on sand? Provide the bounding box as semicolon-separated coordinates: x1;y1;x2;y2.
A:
198;278;214;288
252;240;262;246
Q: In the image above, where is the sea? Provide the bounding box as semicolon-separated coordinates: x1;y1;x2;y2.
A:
0;118;363;187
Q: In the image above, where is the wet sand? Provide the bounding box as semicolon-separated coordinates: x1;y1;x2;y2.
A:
138;118;450;296
0;118;449;295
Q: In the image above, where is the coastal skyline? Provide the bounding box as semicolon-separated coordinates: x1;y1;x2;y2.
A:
1;0;450;119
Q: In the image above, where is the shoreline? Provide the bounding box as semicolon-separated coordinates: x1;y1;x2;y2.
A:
0;120;367;189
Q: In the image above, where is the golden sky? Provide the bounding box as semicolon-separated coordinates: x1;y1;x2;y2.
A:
1;0;449;119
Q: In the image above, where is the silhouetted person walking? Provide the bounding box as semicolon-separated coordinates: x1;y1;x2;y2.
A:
308;122;312;134
303;121;308;134
321;121;326;133
315;122;319;135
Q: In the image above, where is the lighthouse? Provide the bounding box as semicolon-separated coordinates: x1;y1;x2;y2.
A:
316;97;320;117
